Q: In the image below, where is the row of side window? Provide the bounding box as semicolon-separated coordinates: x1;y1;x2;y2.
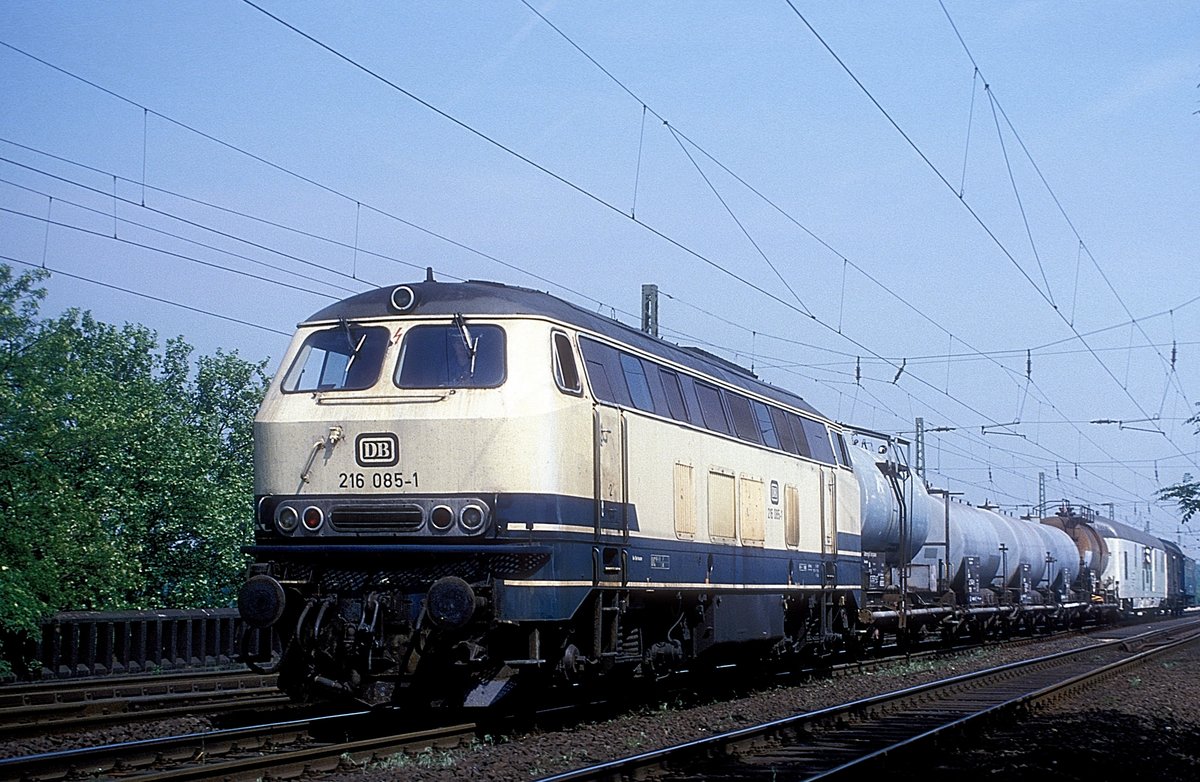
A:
577;335;851;467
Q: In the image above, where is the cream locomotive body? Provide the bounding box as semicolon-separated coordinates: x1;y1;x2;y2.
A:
240;279;862;706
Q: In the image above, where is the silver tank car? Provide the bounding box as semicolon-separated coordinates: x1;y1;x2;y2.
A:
1033;523;1079;591
847;441;932;564
994;514;1044;588
947;503;1004;589
913;502;1078;599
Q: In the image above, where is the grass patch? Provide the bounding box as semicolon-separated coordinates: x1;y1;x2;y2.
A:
371;746;464;771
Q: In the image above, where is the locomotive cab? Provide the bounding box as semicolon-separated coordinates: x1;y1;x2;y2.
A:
241;281;595;706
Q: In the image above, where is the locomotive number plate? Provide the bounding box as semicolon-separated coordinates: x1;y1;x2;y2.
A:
338;471;420;489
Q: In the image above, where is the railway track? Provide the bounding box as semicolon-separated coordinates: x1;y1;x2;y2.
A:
0;629;1029;743
536;617;1200;781
0;709;474;781
0;618;1184;781
0;669;286;739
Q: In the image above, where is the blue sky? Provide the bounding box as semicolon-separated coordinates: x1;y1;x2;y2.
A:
1;1;1197;551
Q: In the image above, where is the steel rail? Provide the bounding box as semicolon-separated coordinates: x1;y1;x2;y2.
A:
0;713;349;780
0;710;473;782
0;670;284;739
0;668;276;709
533;617;1200;781
129;722;476;782
803;622;1200;780
0;691;292;741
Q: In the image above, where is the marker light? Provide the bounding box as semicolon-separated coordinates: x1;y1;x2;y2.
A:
302;506;324;531
430;505;454;530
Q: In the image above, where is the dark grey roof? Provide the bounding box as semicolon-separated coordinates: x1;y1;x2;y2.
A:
1161;538;1185;557
1091;516;1164;549
303;279;823;418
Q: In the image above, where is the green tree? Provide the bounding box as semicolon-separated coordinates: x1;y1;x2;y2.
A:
0;264;269;671
1159;405;1200;522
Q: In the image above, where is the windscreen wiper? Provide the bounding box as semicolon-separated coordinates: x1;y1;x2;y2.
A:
340;318;368;376
453;313;479;375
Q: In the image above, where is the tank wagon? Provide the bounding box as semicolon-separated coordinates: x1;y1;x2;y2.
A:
851;444;1099;641
237;277;1174;708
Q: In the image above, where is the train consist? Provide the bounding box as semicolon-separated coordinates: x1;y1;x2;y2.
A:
237;277;1197;708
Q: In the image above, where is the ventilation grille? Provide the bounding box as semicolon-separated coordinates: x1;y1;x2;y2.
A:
331;504;424;531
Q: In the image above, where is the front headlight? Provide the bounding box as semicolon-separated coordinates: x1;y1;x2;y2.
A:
276;505;299;534
459;504;486;532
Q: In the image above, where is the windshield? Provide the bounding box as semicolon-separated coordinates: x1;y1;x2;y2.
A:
394;323;506;388
282;325;390;392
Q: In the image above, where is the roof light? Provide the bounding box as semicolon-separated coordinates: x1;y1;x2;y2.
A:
391;285;416;312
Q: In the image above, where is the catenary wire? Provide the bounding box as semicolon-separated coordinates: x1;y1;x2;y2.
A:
0;205;344;302
937;0;1193;410
2;19;1180;525
0;253;293;337
0;41;623;317
782;1;1196;471
510;1;1180;513
0;171;365;296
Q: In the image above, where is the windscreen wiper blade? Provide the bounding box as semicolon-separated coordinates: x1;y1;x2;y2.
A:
453;313;479;375
340;318;367;376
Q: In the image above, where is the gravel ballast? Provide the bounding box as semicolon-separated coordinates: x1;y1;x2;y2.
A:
899;636;1200;781
344;633;1111;782
4;624;1196;781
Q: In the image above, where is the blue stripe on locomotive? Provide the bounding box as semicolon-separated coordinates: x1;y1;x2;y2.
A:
494;532;862;620
492;492;863;621
495;493;861;559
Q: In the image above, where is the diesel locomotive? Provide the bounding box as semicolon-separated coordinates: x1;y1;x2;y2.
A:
237;276;1184;708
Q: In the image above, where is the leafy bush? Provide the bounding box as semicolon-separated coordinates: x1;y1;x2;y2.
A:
0;264;269;667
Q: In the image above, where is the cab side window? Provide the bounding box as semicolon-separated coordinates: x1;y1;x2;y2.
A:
552;331;582;394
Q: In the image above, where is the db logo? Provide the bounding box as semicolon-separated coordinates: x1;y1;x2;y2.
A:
355;433;399;467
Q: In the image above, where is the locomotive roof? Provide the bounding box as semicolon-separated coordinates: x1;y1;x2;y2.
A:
303;279;824;419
